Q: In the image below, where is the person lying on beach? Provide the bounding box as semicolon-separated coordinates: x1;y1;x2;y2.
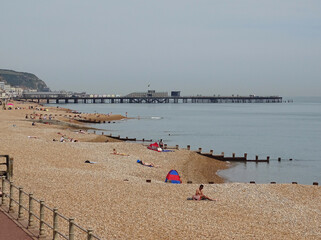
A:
136;160;160;168
192;185;216;201
111;149;129;156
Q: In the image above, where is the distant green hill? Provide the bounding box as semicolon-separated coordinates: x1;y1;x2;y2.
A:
0;69;48;91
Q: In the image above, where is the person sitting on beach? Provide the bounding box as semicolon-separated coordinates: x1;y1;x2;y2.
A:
136;160;159;168
192;185;216;201
159;139;164;149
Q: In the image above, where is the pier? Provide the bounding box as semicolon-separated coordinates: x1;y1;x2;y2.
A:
16;93;282;104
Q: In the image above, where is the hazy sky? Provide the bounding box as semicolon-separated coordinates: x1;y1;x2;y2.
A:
1;1;321;96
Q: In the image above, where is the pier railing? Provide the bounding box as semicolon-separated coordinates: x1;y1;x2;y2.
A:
0;177;101;240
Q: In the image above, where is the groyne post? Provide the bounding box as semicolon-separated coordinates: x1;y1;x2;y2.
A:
8;157;13;179
267;156;270;162
278;157;281;162
313;182;318;185
176;145;179;150
255;155;258;161
244;153;247;160
210;150;213;155
198;148;202;153
187;145;190;150
164;144;167;149
232;153;235;158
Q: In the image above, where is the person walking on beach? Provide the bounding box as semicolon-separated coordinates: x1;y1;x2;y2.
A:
193;185;216;201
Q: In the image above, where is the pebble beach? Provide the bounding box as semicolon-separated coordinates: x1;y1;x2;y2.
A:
0;101;320;239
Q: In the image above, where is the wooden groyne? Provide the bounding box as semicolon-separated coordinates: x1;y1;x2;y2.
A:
196;148;270;163
101;133;153;142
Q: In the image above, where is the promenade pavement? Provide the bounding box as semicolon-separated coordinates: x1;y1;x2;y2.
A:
0;208;34;240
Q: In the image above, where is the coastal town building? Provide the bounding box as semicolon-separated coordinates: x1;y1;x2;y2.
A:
0;81;24;99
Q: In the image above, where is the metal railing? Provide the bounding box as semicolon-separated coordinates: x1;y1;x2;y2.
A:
0;177;101;240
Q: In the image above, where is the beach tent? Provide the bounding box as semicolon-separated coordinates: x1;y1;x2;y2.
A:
165;170;181;184
147;142;161;152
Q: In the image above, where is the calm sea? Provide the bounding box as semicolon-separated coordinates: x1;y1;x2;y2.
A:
51;97;321;185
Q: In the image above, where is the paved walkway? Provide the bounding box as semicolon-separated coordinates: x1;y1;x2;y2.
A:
0;208;34;240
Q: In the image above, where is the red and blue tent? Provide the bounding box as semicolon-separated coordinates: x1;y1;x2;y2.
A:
165;169;181;184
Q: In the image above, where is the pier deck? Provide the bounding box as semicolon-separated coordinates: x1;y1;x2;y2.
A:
16;95;282;104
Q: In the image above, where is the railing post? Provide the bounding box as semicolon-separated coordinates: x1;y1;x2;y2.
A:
69;218;75;240
87;228;93;240
18;187;24;219
9;181;14;212
53;208;59;240
39;200;46;238
28;193;34;229
1;176;6;206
